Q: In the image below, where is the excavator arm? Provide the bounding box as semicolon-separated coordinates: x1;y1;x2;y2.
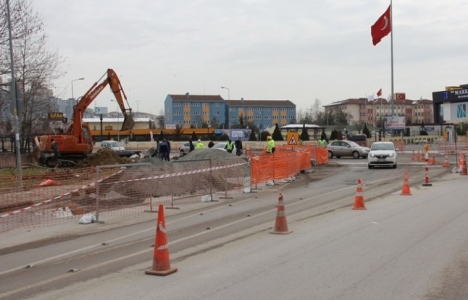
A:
68;69;135;143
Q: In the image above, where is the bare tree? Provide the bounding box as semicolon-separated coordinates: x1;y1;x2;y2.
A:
0;0;65;149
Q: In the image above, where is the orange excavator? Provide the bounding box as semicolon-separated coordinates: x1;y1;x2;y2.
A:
36;69;135;167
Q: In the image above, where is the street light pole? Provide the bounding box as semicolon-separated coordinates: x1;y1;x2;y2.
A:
71;77;84;99
221;86;230;128
221;86;230;100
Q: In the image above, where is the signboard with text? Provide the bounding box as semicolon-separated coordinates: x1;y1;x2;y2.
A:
48;112;64;120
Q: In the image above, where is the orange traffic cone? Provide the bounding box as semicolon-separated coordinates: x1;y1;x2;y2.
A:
416;151;421;161
352;179;366;210
461;155;468;176
401;170;412;195
430;155;437;165
145;204;178;276
443;155;450;167
411;150;415;161
271;193;292;234
38;178;60;187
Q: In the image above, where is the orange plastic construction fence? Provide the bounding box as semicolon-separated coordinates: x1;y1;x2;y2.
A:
250;147;313;185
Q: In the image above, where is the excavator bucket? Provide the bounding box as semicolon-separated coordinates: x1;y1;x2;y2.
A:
121;113;135;131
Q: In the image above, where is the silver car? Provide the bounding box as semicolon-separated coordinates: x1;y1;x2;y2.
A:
327;140;370;159
179;142;191;156
212;142;237;153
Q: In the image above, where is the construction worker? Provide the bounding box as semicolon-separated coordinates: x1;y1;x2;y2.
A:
266;136;275;154
196;139;204;149
318;137;327;146
224;139;234;153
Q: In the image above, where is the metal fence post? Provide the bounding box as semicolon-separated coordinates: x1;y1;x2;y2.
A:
95;167;101;223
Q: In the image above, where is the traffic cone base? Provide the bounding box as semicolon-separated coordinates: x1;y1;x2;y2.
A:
145;204;177;276
352;179;367;210
271;193;292;234
145;268;178;276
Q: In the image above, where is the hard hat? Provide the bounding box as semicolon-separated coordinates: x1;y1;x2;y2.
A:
198;139;201;142
267;136;272;140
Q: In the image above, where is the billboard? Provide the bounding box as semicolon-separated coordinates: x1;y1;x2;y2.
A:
94;107;108;114
384;115;405;130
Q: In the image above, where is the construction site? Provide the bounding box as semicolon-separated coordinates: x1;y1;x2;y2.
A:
0;144;327;233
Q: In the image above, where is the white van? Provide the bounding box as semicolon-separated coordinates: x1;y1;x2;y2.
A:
100;140;125;151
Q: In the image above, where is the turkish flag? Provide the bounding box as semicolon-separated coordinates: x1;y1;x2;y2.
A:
371;5;391;46
377;89;382;97
395;93;406;100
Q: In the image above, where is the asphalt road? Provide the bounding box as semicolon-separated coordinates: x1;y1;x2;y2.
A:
0;152;461;299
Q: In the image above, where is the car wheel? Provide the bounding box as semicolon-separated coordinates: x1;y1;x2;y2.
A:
352;151;359;159
362;155;368;159
336;156;341;159
393;163;397;169
368;164;373;169
328;151;333;159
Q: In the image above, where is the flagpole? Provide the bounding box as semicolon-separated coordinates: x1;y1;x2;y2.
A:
390;0;394;117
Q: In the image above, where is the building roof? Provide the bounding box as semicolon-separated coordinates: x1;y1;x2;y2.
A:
168;94;225;102
225;99;295;107
83;117;150;123
324;98;432;107
281;124;325;130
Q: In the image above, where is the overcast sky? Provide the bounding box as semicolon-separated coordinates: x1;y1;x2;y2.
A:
34;0;468;114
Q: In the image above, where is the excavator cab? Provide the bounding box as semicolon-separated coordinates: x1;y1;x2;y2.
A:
121;109;135;131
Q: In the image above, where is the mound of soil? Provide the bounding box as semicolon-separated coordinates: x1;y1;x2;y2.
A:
82;148;131;166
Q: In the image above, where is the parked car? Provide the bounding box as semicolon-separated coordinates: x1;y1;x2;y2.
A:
100;140;141;157
327;140;370;159
100;140;125;151
179;142;191;156
348;134;368;147
367;141;397;169
212;142;237;153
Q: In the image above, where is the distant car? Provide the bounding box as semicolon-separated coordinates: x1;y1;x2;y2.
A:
327;140;370;159
367;141;397;169
179;142;191;156
100;140;141;157
348;134;368;147
212;142;237;153
100;140;125;151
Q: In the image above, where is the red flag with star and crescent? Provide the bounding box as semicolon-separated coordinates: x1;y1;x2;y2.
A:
371;5;391;46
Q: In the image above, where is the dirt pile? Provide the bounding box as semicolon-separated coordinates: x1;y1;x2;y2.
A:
81;148;135;166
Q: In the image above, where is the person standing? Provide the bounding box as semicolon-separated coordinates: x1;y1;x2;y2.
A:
266;136;275;154
318;137;327;147
189;138;195;152
51;138;59;166
159;139;169;161
166;140;171;161
196;139;204;149
235;138;243;156
224;139;234;153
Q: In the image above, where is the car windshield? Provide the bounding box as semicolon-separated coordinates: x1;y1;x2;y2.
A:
371;143;394;151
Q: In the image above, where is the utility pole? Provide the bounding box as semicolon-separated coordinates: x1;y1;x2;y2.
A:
6;0;22;189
